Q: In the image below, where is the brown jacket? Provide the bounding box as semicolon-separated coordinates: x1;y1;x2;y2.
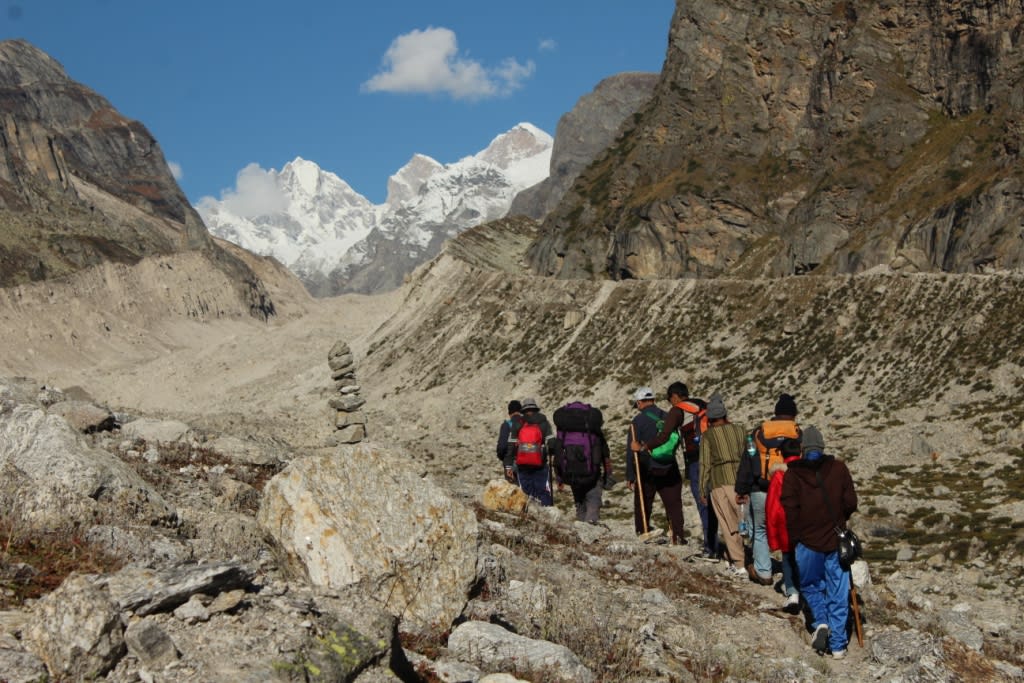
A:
780;455;858;553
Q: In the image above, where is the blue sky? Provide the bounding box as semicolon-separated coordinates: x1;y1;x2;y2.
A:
5;1;674;205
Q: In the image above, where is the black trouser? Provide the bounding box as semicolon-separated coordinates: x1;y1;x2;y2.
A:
633;462;685;542
570;479;602;523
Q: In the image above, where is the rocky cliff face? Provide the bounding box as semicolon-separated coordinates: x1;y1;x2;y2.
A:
0;40;276;319
528;0;1024;280
509;72;659;220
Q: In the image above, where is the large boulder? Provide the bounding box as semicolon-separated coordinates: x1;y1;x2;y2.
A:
24;573;126;679
258;445;479;629
0;381;171;528
447;621;594;683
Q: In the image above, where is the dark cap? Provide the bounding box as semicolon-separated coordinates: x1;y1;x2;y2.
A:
774;393;798;417
507;400;522;414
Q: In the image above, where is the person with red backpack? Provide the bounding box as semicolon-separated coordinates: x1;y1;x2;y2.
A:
636;382;719;559
504;398;553;506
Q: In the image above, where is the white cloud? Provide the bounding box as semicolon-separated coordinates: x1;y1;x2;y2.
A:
538;38;557;52
167;161;183;180
198;163;288;218
362;27;535;100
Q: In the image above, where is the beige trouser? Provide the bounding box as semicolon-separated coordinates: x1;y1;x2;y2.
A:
710;486;744;565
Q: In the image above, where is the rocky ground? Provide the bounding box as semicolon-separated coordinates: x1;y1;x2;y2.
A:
1;238;1023;681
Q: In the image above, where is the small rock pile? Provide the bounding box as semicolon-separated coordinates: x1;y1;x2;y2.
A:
325;341;366;446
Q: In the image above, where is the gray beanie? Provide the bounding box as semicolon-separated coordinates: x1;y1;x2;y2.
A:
801;426;825;458
706;393;727;420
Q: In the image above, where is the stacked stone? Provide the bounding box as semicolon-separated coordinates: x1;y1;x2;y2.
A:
327;341;366;445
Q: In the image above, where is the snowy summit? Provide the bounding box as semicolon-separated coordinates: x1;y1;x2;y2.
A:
199;123;552;296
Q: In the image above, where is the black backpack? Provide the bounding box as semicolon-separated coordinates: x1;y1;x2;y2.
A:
551;402;603;487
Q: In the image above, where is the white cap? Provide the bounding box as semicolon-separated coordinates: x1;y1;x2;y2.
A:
633;387;655;402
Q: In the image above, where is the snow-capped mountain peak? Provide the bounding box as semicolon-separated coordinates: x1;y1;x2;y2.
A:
280;157;326;197
385;153;444;209
201;123;552;295
476;123;554;188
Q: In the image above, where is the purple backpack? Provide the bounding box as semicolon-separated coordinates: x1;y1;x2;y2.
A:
553;402;603;486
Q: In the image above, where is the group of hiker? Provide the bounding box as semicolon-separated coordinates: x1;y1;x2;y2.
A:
495;385;859;659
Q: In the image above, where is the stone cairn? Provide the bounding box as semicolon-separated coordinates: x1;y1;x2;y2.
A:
326;341;366;445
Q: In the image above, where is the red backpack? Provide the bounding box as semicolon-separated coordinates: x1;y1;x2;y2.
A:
516;422;544;468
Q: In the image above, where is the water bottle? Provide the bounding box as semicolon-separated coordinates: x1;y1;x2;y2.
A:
746;433;757;459
738;501;749;537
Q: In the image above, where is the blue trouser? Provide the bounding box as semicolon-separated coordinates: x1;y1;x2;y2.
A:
686;460;719;554
749;490;771;579
796;543;850;653
518;466;552;506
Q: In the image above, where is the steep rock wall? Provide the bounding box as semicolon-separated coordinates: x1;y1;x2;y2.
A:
527;0;1024;280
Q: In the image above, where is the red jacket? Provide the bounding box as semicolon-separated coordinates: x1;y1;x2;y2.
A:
765;455;800;552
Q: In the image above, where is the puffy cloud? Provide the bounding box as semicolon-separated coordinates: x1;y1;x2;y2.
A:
167;161;183;180
362;27;534;100
538;38;557;52
197;163;288;218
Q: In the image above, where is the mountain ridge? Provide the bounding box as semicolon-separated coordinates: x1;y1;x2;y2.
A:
0;39;279;320
200;123;552;296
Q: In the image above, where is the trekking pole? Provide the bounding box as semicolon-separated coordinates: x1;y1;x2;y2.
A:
850;583;864;647
630;423;649;535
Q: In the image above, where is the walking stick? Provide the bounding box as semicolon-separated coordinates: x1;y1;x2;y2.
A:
630;423;651;537
850;584;864;647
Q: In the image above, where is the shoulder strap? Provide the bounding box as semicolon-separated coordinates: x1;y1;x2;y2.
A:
642;408;663;423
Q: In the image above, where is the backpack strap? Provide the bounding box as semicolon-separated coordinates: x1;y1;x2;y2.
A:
641;408;663;424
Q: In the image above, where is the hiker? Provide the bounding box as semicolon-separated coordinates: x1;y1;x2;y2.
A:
697;393;747;577
624;387;686;544
736;393;801;586
505;398;554;506
552;401;611;523
651;385;716;561
639;382;719;560
496;400;523;483
765;437;804;613
781;426;858;659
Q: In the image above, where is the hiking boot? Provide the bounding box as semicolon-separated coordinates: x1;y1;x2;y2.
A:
811;624;830;652
832;649;847;660
746;564;773;586
783;593;801;614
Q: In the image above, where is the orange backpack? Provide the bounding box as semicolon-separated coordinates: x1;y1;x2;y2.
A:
753;419;801;482
674;399;707;458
